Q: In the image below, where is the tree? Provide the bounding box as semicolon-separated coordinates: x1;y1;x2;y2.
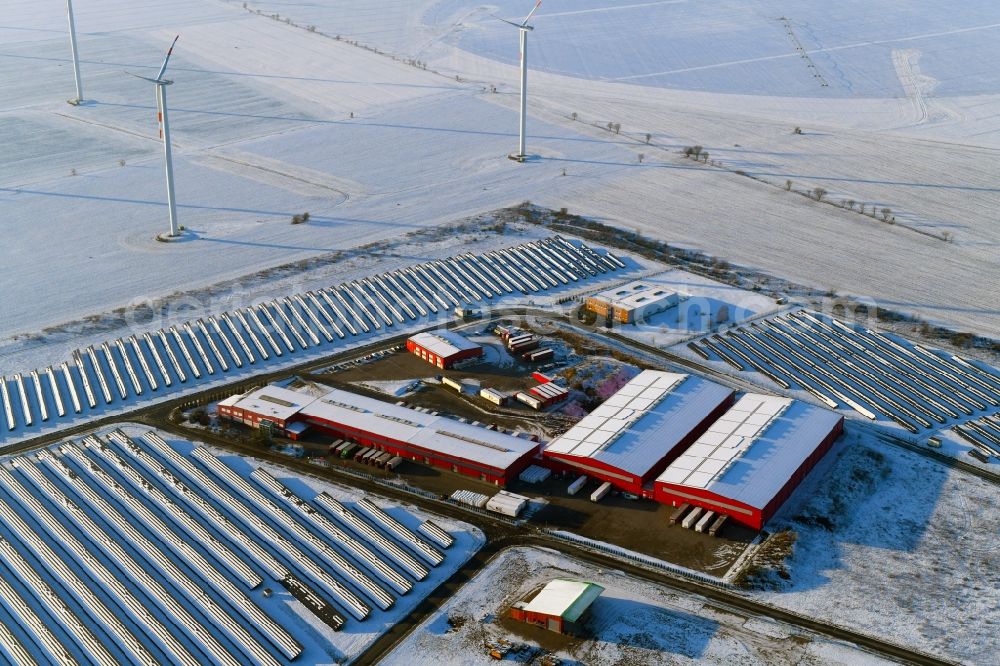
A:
638;153;645;163
846;199;855;210
291;214;303;224
701;152;709;163
784;179;793;191
570;112;577;121
644;133;651;144
812;187;827;201
301;212;310;222
880;207;892;222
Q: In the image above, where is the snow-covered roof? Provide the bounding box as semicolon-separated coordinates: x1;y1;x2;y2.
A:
544;370;733;478
408;330;480;358
590;280;682;311
530;383;568;400
299;387;537;470
656;394;843;509
521;579;604;621
226;386;313;422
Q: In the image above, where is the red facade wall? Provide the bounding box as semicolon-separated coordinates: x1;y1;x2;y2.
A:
540;391;734;495
654;415;844;530
298;414;534;486
406;339;482;369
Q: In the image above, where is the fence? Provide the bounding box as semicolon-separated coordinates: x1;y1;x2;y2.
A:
546;529;735;590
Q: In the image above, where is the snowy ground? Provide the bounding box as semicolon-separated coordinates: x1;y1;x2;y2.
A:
597;269;781;348
380;545;895;666
757;426;1000;665
3;0;1000;364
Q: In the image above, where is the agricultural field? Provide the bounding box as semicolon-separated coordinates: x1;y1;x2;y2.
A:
755;427;1000;665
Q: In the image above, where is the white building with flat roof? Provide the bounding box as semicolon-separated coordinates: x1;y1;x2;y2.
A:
587;280;686;323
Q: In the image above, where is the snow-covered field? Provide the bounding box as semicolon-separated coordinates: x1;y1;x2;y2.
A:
0;423;483;665
3;0;999;361
758;427;1000;665
381;545;894;665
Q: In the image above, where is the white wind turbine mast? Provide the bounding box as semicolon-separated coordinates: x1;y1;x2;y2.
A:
65;0;84;104
129;36;181;239
501;0;541;162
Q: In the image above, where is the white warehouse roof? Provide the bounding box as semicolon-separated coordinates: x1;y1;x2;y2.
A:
222;386;313;422
590;280;683;311
521;579;605;621
408;330;480;358
656;394;843;510
544;370;733;478
299;387;537;470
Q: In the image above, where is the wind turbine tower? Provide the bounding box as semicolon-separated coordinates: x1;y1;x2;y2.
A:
131;36;181;238
502;0;541;162
66;0;84;104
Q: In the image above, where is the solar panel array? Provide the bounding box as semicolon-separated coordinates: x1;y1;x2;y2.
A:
658;394;791;490
546;371;686;459
0;428;455;665
693;309;1000;434
0;236;626;443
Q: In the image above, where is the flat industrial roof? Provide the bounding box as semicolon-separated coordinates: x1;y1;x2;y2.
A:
300;387;537;470
521;579;604;621
656;394;843;509
225;386;313;422
590;280;682;310
544;370;733;478
408;330;480;358
531;383;568;400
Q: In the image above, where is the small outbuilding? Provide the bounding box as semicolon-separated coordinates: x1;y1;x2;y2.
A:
406;331;482;369
510;579;604;634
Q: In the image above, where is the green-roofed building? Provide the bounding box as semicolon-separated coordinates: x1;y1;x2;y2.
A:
510;579;605;634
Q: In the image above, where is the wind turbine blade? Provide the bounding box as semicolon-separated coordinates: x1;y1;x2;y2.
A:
496;17;522;28
155;35;179;80
522;0;541;26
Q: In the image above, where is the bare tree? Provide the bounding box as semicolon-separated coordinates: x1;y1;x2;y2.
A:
846;199;855;210
638;153;644;163
644;133;651;144
784;179;793;191
701;151;709;163
812;187;827;201
570;112;577;121
880;207;892;222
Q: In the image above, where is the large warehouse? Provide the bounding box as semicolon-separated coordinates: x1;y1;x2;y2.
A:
586;280;685;324
218;383;539;485
654;394;844;529
406;331;482;368
542;370;735;494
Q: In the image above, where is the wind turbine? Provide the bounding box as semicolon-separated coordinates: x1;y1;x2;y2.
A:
500;0;541;162
130;36;180;238
65;0;84;104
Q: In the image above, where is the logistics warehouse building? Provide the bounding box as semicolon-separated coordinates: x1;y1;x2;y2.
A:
406;331;482;369
219;384;539;485
586;280;685;324
542;370;735;494
654;394;844;529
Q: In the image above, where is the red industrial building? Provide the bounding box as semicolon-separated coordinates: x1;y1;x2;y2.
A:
218;383;538;485
510;579;604;634
654;393;844;529
406;331;482;369
542;370;735;495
